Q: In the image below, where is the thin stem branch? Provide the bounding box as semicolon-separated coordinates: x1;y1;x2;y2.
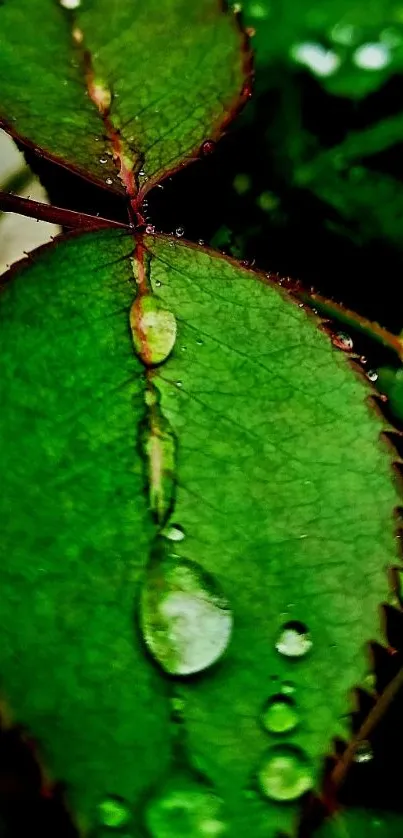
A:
0;191;130;231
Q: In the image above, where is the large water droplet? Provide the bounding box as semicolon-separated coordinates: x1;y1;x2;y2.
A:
258;745;314;802
275;621;312;659
140;557;233;675
130;295;177;366
98;796;131;828
353;740;373;763
261;694;299;734
145;776;227;838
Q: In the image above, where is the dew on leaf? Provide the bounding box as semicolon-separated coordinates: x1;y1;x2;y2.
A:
258;745;314;802
281;681;295;695
99;156;108;164
261;694;299;734
130;295;177;366
163;524;185;542
175;227;185;238
367;369;378;382
145;777;227;838
200;139;216;156
59;0;81;8
98;796;131;829
353;43;390;70
353;740;373;763
140;557;233;675
146;224;156;234
332;331;353;351
105;177;113;185
275;621;312;658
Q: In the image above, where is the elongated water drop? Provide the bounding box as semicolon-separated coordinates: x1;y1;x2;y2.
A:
275;621;312;658
145;775;227;838
140;556;232;675
130;295;177;366
261;694;299;734
162;523;185;542
258;745;314;802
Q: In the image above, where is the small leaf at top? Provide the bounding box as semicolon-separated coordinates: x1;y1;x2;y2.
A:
0;0;250;199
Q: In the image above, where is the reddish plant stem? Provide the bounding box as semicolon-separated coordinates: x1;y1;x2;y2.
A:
0;190;129;230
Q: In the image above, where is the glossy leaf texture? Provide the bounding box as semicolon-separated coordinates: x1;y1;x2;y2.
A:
0;0;249;199
0;229;400;837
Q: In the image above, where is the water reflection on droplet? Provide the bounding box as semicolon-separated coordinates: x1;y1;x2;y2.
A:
367;369;378;382
276;621;312;658
163;524;185;542
140;557;233;675
105;177;113;185
353;740;373;763
145;777;227;837
130;295;177;366
258;745;314;802
98;796;131;828
175;227;185;238
262;694;299;734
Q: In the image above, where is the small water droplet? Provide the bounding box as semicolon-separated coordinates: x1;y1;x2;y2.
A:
145;776;227;837
146;224;156;234
140;557;233;675
99;156;108;164
175;227;185;238
262;694;299;734
94;136;100;142
105;177;113;185
200;139;216;156
198;239;205;246
163;524;185;542
130;295;177;366
98;796;131;828
281;681;295;695
258;745;314;802
196;339;203;346
176;381;183;388
60;0;81;8
353;740;373;763
332;331;353;351
275;621;312;659
155;280;162;288
367;369;378;382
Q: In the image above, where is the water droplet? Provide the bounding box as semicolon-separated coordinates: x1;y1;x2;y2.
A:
176;381;183;388
145;776;227;838
332;331;353;351
258;745;314;802
262;694;299;734
291;42;341;77
281;681;295;695
175;227;185;238
60;0;81;8
99;156;108;164
367;369;378;382
275;621;312;659
140;557;233;675
130;295;177;366
105;177;113;185
200;140;216;156
198;239;205;246
98;796;131;828
146;224;156;234
163;524;185;542
353;740;373;763
354;43;390;70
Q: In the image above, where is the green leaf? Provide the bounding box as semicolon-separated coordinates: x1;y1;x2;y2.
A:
0;0;249;199
0;229;399;836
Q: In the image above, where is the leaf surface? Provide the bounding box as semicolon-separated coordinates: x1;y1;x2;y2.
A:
0;229;399;836
0;0;249;198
